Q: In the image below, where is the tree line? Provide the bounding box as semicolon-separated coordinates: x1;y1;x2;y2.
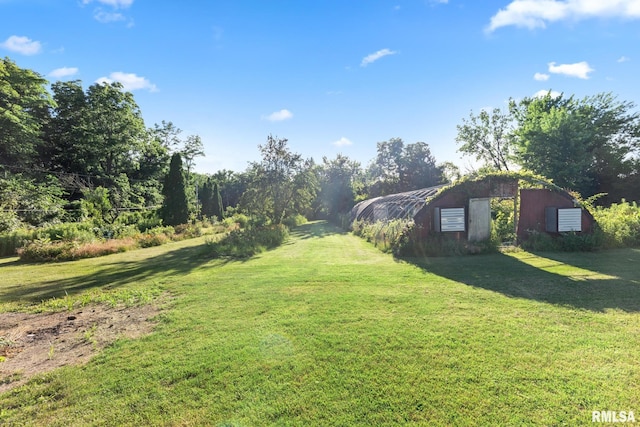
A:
1;57;448;230
2;56;639;232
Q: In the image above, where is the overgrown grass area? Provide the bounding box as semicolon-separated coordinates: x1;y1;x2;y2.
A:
1;222;639;425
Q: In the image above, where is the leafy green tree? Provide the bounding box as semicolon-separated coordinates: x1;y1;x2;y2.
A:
400;141;445;190
180;134;205;178
80;186;113;226
0;57;53;168
367;138;444;196
456;107;515;171
241;135;316;224
316;154;361;220
84;82;146;179
0;174;65;230
439;161;462;183
511;92;640;200
150;120;182;150
210;169;248;209
161;153;189;226
46;80;89;174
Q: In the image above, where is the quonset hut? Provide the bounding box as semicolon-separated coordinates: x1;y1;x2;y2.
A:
350;173;596;243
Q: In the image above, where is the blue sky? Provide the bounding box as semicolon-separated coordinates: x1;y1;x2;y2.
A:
2;0;639;173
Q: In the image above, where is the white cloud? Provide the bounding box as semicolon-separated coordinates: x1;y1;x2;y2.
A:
618;55;631;62
83;0;133;8
534;72;550;81
0;35;42;55
548;61;594;79
333;137;353;147
96;72;158;92
533;89;562;98
49;67;79;78
94;9;126;23
487;0;640;32
361;48;397;67
263;109;293;122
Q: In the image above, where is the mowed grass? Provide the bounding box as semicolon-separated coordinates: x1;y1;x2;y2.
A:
1;221;640;425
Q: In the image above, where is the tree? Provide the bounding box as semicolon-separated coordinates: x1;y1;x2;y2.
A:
367;138;445;196
150;120;182;150
84;82;146;179
212;181;224;220
511;92;640;200
161;153;189;226
0;57;53;168
400;141;444;190
241;135;316;224
199;179;213;218
46;80;89;174
198;178;223;220
0;174;65;230
456;107;514;171
211;169;248;209
180;134;205;178
316;154;361;220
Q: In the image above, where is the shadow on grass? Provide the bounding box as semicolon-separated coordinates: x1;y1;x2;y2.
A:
0;243;218;303
403;248;640;312
290;221;346;240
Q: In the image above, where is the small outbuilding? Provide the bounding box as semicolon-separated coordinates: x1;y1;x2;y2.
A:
350;172;596;244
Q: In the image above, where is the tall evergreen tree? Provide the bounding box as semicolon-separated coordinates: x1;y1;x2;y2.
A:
199;178;213;218
212;181;224;220
161;153;189;226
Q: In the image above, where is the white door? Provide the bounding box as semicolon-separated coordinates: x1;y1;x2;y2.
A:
468;198;491;242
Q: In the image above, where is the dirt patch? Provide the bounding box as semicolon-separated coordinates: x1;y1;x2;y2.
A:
0;304;161;393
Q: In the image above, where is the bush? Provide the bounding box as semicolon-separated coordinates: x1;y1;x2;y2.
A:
206;224;288;258
138;232;170;248
174;223;203;239
35;222;96;243
222;213;249;229
282;214;307;228
115;210;163;233
18;238;78;262
351;219;413;253
520;229;602;252
591;201;640;248
0;229;32;257
18;237;136;262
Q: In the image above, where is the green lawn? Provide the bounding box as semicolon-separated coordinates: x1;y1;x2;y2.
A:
1;221;639;426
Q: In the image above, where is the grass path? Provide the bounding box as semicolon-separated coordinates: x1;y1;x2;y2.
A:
1;222;639;425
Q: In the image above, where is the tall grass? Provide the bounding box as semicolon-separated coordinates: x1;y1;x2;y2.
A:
591;200;640;248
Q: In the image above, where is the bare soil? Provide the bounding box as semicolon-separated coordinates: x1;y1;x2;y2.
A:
0;304;161;393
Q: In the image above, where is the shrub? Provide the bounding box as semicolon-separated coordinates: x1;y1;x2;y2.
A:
0;229;32;256
138;232;170;248
115;210;163;233
18;238;77;262
206;224;288;258
35;222;96;243
520;229;602;252
351;219;412;253
174;223;202;238
282;214;307;228
591;201;640;248
19;237;136;261
223;213;249;229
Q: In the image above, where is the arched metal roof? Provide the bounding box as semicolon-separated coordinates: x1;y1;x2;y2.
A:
351;185;445;223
